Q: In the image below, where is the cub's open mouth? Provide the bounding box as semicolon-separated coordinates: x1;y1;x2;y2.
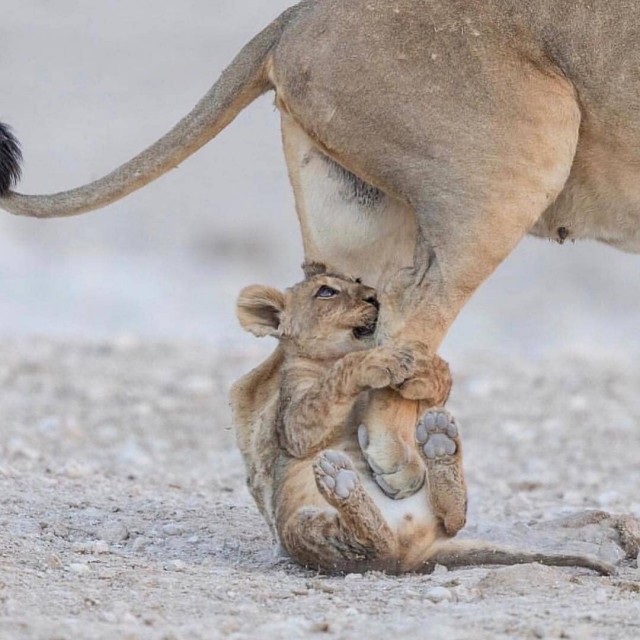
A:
353;323;376;339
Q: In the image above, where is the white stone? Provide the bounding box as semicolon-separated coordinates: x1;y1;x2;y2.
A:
98;521;129;543
164;559;187;572
68;563;91;575
425;586;453;603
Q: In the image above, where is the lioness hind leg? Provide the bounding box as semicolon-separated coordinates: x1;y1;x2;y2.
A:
416;409;467;536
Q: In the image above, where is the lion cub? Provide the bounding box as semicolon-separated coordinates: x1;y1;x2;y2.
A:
231;267;612;575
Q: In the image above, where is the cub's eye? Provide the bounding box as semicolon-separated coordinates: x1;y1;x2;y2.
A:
316;285;338;299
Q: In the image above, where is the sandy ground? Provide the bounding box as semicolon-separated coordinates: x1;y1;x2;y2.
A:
1;339;639;640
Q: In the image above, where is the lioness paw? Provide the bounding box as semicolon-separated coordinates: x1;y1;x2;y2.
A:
358;424;425;500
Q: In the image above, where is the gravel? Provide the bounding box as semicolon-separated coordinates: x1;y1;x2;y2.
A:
1;339;639;640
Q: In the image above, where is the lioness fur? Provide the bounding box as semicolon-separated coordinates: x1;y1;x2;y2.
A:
230;266;613;575
3;1;640;498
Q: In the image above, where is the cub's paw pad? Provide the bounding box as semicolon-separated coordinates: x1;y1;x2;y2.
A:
416;410;459;461
315;450;358;500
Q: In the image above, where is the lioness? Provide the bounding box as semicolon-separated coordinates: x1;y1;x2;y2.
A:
2;1;640;498
231;266;612;575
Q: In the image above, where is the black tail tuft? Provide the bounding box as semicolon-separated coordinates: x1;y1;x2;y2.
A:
0;122;22;196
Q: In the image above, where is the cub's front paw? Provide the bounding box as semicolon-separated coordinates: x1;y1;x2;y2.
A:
396;352;452;403
358;346;416;390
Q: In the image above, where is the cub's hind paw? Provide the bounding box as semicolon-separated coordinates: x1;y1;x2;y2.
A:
416;409;467;535
416;410;459;463
314;450;359;502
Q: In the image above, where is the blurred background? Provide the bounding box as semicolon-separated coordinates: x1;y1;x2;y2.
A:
1;0;638;362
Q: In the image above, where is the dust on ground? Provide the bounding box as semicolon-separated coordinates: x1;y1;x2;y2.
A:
1;339;639;640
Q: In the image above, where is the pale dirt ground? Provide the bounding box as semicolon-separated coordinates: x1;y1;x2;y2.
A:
2;2;640;639
1;339;639;640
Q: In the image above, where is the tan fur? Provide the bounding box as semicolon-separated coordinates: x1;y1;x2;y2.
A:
231;269;613;575
3;1;640;497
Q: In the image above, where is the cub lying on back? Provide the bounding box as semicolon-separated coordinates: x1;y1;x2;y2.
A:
230;266;612;575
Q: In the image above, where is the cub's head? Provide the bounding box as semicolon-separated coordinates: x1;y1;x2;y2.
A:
236;263;379;360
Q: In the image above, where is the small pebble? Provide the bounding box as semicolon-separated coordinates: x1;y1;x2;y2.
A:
425;586;453;604
452;586;478;603
98;521;129;543
71;541;93;554
132;536;150;552
307;580;336;594
46;554;63;570
432;564;449;576
344;573;362;581
93;540;110;555
162;523;184;536
598;539;626;565
164;559;187;572
68;563;91;575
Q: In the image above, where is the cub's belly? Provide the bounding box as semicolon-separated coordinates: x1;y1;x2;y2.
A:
339;438;438;535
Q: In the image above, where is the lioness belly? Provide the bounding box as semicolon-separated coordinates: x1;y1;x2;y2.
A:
533;136;640;252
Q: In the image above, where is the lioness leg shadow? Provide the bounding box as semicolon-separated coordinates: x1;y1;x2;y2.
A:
280;450;395;573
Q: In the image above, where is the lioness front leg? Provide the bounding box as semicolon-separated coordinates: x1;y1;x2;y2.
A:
278;346;415;459
357;345;452;499
280;41;582;496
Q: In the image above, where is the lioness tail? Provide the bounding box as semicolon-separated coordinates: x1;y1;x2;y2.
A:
0;4;306;218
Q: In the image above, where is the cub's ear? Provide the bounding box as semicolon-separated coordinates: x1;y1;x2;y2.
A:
302;261;328;279
236;285;286;338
